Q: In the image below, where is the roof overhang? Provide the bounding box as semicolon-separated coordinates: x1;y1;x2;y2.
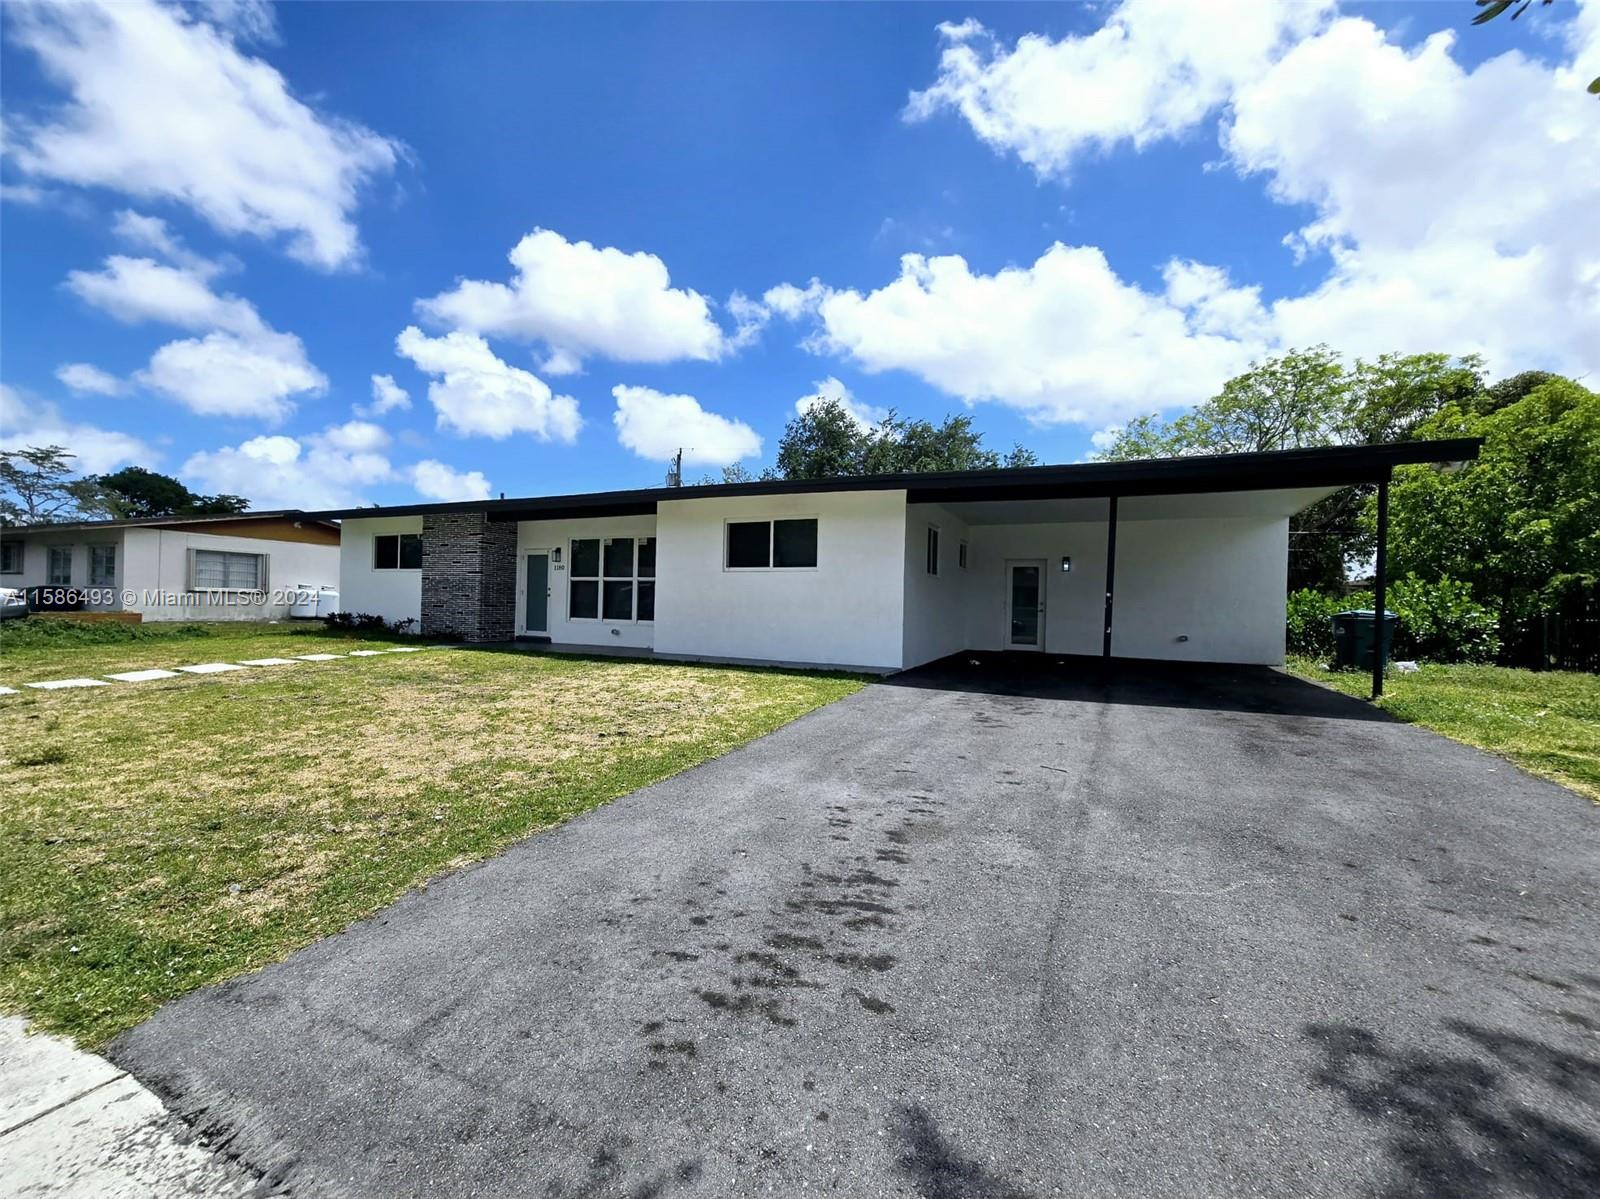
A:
305;438;1482;524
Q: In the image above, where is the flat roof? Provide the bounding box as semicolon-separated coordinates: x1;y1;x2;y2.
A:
307;438;1482;523
0;511;340;535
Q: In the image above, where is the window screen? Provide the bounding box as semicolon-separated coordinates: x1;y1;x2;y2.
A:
192;549;263;590
398;533;423;569
48;546;72;585
1;542;23;573
773;519;818;568
726;521;771;568
89;545;116;586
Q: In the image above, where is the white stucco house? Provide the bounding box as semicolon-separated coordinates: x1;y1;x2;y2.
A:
316;441;1478;673
0;512;341;621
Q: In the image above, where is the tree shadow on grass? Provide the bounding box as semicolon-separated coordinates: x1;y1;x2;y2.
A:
1305;1020;1600;1198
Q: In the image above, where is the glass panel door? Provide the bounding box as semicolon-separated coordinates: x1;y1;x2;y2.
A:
525;553;549;634
1009;563;1042;648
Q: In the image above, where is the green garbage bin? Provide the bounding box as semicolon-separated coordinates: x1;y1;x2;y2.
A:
1330;609;1398;670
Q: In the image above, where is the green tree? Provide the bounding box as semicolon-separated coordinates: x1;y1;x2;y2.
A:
774;397;1038;480
1385;376;1600;629
1479;369;1557;414
775;398;868;479
93;466;249;518
0;446;112;524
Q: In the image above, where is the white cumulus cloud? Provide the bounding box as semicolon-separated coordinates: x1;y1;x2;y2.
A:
805;244;1261;426
905;2;1332;179
0;383;151;474
357;373;411;417
55;362;126;396
5;0;402;269
416;228;731;371
410;459;492;503
138;329;326;423
64;253;325;422
611;384;761;467
395;325;581;442
182;422;394;510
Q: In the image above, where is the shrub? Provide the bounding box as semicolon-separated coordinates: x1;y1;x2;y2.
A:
1385;574;1501;664
1287;588;1344;658
324;611;416;635
1286;574;1500;665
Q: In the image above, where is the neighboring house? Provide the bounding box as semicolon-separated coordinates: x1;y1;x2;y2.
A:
315;441;1478;673
0;513;340;622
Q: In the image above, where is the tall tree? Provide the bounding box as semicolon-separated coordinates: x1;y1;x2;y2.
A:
775;398;1039;481
1386;376;1600;629
93;466;249;518
0;446;112;524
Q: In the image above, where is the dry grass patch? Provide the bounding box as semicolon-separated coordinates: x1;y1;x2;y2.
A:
0;644;864;1046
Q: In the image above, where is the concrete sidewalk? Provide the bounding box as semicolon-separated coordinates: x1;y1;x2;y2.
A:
0;1016;260;1198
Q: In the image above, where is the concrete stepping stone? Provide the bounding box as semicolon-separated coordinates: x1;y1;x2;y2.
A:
25;678;109;690
384;646;424;652
295;653;343;661
0;687;18;695
106;669;180;683
237;658;298;666
346;650;385;657
176;663;244;675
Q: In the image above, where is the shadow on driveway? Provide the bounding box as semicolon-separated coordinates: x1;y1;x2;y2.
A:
884;650;1389;721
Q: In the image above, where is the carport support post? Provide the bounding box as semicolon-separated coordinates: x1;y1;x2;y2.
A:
1103;495;1118;658
1372;471;1390;700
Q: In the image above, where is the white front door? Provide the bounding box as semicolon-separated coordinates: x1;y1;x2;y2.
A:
1006;559;1046;651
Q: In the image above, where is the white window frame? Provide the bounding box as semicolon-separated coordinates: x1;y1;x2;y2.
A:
926;525;940;576
0;541;21;574
47;546;73;586
372;532;423;571
722;516;819;573
187;548;268;593
567;535;656;624
89;543;117;586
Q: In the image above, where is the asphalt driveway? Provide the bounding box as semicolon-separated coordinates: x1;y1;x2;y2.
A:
111;655;1600;1198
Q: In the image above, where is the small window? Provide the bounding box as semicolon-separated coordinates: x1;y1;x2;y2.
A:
0;542;21;574
48;546;73;585
958;540;968;570
926;526;940;576
89;545;116;586
726;521;771;569
191;549;265;591
373;533;422;570
725;518;818;570
773;519;818;568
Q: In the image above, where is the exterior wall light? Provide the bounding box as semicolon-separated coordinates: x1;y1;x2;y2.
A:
552;546;562;564
1061;556;1072;572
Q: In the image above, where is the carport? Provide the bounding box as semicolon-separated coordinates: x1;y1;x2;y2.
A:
900;439;1481;696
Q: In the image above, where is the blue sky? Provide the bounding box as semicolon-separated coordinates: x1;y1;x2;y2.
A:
2;1;1594;509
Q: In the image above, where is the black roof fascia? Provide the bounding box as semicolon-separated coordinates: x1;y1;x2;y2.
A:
301;438;1482;523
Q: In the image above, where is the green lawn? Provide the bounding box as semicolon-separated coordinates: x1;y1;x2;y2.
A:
0;621;864;1046
1286;656;1600;803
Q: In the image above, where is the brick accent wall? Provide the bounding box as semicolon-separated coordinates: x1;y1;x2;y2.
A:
420;512;517;642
